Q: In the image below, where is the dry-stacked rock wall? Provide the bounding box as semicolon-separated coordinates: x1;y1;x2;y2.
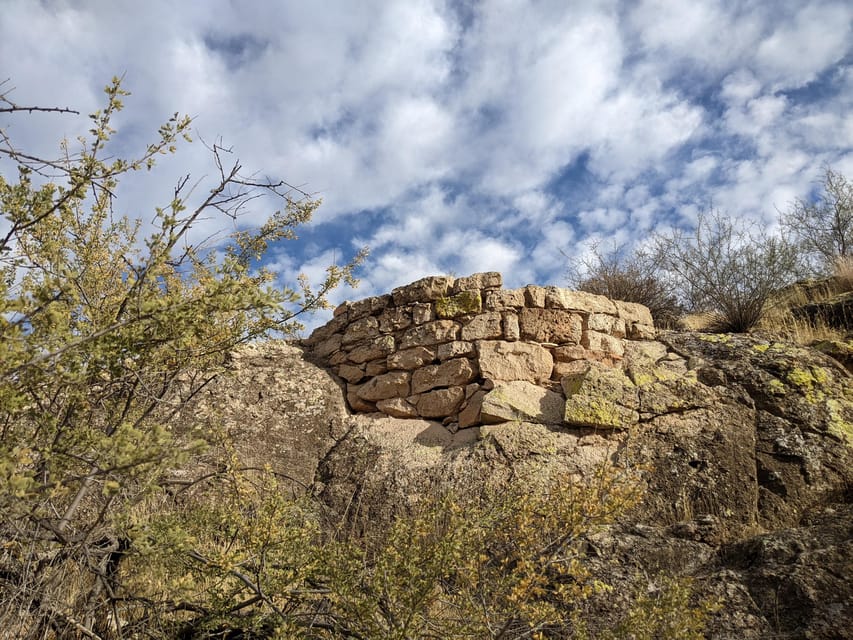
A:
305;272;656;430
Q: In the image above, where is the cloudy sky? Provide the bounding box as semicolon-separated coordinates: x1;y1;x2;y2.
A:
2;0;851;329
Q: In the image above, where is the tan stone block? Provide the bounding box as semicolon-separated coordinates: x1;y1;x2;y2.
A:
417;386;465;418
412;358;478;394
306;312;349;344
628;323;657;340
346;294;392;321
346;335;395;364
357;371;411;401
615;300;654;327
480;380;565;425
400;320;460;348
545;288;618;315
392;276;454;305
484;288;525;311
346;384;376;412
365;359;388;376
312;333;342;359
411;303;434;324
477;340;553;383
461;312;503;340
337;363;366;383
582;331;625;358
524;285;547;307
436;290;482;318
376;397;419;419
562;362;639;429
458;390;486;428
452;272;502;293
503;312;520;341
342;316;379;346
518;308;583;344
387;346;435;370
552;344;588;362
587;313;626;337
378;307;412;333
436;341;476;361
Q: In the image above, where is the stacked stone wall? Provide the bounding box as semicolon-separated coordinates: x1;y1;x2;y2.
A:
305;272;656;430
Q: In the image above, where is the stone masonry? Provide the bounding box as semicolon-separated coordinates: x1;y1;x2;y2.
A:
304;272;656;430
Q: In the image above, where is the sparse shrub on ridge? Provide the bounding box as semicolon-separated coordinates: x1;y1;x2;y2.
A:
653;210;800;333
568;242;684;328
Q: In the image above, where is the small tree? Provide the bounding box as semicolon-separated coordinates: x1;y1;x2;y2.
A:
780;166;853;275
568;243;684;328
654;210;799;332
0;78;364;638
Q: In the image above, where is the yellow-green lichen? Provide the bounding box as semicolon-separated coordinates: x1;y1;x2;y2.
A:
785;366;830;403
698;333;731;343
753;344;770;353
826;399;853;447
564;397;637;429
767;378;787;396
435;290;482;318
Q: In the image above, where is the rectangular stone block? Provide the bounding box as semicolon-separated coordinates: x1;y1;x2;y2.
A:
451;272;502;293
524;285;547;308
392;276;454;305
587;313;626;338
400;320;460;348
477;340;554;383
387;346;435;370
378;307;412;333
436;290;482;318
503;312;520;341
485;288;526;311
519;308;583;344
342;316;379;346
346;294;392;321
357;371;411;401
545;288;617;315
461;312;503;340
582;330;625;358
417;386;465;418
436;341;476;361
412;358;477;394
346;335;395;364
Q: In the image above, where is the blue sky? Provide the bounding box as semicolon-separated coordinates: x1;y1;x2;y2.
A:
1;0;851;330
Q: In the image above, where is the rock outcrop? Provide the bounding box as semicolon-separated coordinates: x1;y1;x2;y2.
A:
202;275;852;639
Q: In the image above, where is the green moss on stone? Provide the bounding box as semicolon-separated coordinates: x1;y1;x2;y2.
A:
436;290;482;318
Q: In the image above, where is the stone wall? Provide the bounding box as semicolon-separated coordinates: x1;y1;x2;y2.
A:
304;272;656;430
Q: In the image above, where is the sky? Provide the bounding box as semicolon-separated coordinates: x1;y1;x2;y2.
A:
1;0;852;331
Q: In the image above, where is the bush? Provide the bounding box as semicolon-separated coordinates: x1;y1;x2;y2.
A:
0;78;363;639
654;210;800;332
780;166;853;275
568;243;684;328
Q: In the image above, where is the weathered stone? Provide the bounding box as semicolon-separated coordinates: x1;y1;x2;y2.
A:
461;312;503;341
376;397;419;419
615;300;654;327
337;363;366;383
346;384;376;412
365;359;388;377
400;320;460;348
519;308;583;344
436;290;482;318
587;313;627;338
480;380;565;425
307;312;349;345
342;316;379;346
582;331;625;358
378;307;412;333
387;346;435;370
452;272;502;293
411;358;477;394
392;276;454;306
332;301;349;317
458;389;486;428
357;371;411;401
417;386;465;418
347;335;395;364
313;333;343;359
628;323;656;340
503;312;520;341
411;303;434;325
546;288;618;315
552;344;588;362
485;288;526;311
562;362;639;429
329;350;348;366
347;294;392;321
464;382;480;399
524;285;547;307
623;340;680;386
477;340;554;383
436;341;476;361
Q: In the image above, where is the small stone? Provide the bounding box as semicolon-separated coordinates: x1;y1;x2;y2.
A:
313;333;343;359
346;335;395;364
436;341;476;361
587;313;626;337
615;300;654;327
503;312;520;341
582;331;625;358
411;303;434;324
378;307;412;333
388;346;435;370
524;285;547;308
365;359;388;376
452;272;502;293
342;316;379;346
485;288;526;310
546;288;618;315
376;397;419;418
392;276;455;306
519;308;583;344
480;380;565;425
337;363;366;383
347;294;392;321
458;389;486;428
346;384;376;412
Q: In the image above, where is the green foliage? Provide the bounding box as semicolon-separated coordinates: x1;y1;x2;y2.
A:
0;78;363;639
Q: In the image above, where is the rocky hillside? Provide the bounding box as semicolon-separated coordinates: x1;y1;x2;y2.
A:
197;274;852;639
